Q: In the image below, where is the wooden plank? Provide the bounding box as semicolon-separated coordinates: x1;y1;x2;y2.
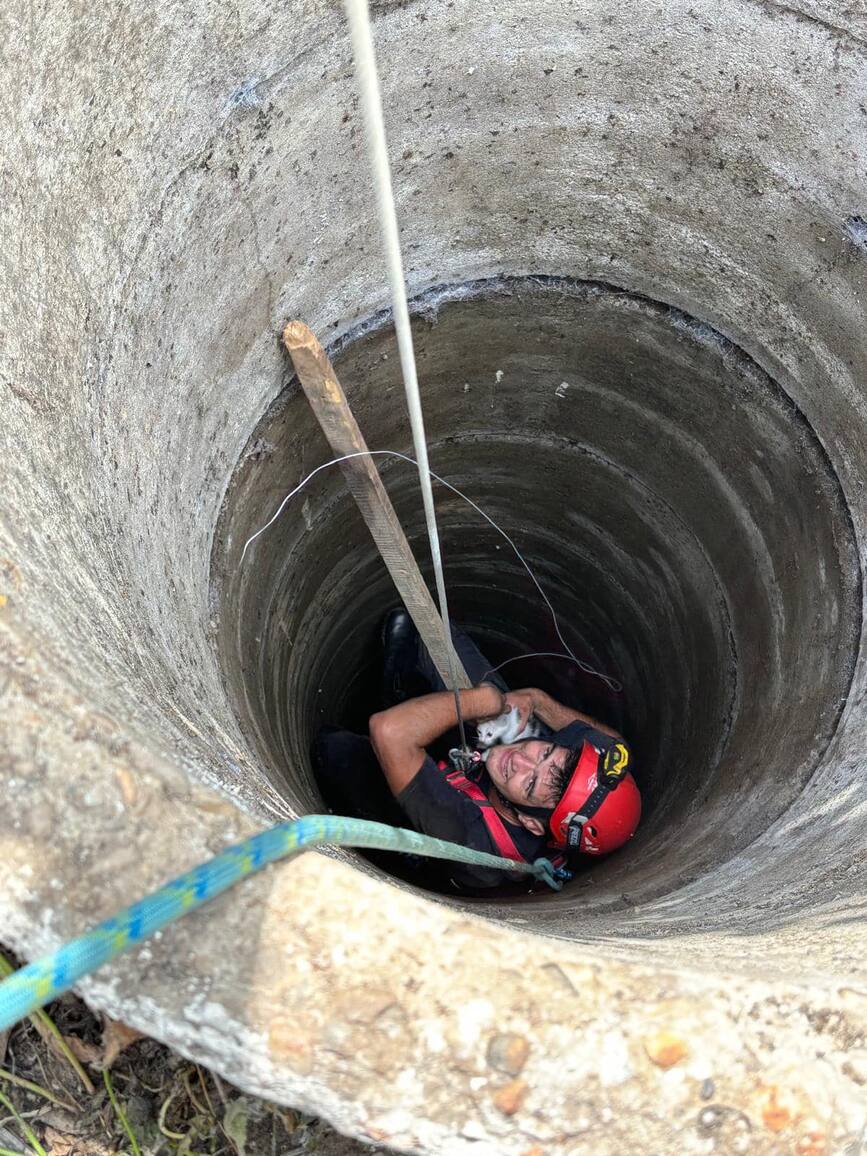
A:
283;320;471;690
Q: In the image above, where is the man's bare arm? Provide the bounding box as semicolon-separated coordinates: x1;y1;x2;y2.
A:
508;687;624;740
369;685;505;796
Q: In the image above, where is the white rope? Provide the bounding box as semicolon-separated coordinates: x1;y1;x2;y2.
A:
344;0;468;744
240;449;622;694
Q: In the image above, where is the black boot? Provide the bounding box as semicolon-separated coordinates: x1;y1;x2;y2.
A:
381;608;427;708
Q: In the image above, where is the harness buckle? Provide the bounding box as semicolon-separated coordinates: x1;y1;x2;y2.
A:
448;747;484;775
565;813;587;849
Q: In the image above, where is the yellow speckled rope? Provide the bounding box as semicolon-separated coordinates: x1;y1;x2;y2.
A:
0;814;569;1031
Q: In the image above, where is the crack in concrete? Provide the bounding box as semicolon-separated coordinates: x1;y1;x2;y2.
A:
748;0;867;49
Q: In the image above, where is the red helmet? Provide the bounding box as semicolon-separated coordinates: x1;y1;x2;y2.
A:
548;740;641;854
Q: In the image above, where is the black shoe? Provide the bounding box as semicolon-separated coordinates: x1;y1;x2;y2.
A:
381;607;411;649
381;608;422;708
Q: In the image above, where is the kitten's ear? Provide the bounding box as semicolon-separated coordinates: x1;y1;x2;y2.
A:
515;813;546;836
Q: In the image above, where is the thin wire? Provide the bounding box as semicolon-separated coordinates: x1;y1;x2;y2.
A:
240;452;380;563
482;652;616;682
240;450;622;694
343;0;467;750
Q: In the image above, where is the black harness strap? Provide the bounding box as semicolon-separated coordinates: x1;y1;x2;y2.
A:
565;781;611;848
564;742;630;850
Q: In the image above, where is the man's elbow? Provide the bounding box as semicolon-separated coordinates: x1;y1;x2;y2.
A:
369;709;413;793
368;709;395;753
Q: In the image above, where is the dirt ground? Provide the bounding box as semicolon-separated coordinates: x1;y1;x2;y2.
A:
0;951;380;1156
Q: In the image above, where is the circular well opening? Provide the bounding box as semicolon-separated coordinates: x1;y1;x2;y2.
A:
212;278;859;919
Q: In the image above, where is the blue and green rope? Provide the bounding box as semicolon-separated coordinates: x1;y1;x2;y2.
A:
0;814;569;1031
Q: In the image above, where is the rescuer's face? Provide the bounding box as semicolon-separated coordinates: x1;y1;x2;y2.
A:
486;740;568;809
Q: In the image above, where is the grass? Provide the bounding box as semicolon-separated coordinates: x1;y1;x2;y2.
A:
0;955;94;1095
103;1068;142;1156
0;1070;75;1112
0;1089;46;1156
0;945;377;1156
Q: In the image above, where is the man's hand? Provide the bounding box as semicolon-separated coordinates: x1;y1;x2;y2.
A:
504;689;536;732
477;682;509;721
504;687;624;740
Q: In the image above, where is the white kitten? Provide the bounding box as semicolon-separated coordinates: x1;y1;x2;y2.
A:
475;705;542;749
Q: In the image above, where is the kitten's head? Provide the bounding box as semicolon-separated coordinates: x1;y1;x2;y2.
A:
475;706;517;749
475;719;500;748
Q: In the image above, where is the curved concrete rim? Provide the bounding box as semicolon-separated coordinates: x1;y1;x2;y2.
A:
214;273;861;919
2;0;867;1152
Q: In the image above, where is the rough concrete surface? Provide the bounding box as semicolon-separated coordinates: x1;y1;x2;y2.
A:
1;0;866;1152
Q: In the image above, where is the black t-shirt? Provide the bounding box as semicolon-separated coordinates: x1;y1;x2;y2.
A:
398;720;612;889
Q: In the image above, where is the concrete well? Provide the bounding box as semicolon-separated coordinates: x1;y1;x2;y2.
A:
2;1;866;1153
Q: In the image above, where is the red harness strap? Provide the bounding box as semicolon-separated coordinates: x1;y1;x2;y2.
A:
440;763;526;861
437;761;566;869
